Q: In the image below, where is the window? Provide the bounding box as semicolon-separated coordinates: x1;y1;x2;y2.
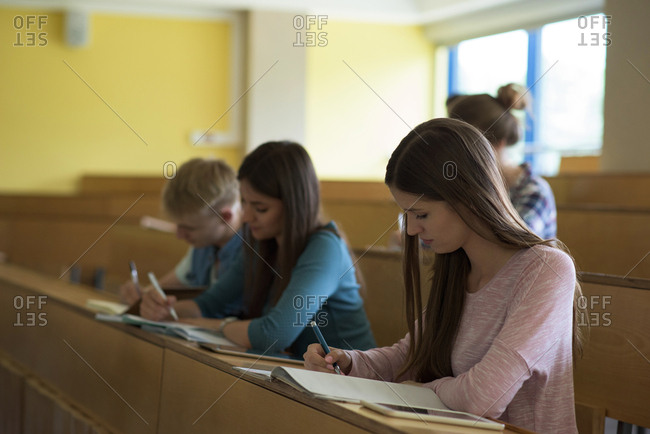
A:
448;15;608;175
450;30;528;96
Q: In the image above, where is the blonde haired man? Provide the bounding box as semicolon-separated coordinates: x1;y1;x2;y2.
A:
120;158;242;308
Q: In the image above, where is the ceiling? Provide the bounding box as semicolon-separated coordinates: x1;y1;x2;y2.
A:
5;0;605;26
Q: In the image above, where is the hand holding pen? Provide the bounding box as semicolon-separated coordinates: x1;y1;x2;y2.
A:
147;272;179;321
119;261;142;305
309;321;349;375
129;261;142;297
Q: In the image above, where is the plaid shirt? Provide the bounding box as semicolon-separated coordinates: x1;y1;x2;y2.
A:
509;163;557;239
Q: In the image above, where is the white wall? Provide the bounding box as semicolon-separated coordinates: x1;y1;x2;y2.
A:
246;10;306;150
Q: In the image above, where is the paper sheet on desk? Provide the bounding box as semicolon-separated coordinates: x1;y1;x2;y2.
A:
233;367;273;380
86;299;128;315
271;367;450;410
95;313;236;346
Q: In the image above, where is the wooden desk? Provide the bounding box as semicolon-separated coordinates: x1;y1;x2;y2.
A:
0;264;164;433
161;339;510;434
0;263;524;434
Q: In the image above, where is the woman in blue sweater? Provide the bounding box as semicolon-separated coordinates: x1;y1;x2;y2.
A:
141;141;376;355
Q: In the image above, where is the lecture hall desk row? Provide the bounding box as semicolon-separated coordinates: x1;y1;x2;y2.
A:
0;263;528;434
1;173;650;293
76;173;650;208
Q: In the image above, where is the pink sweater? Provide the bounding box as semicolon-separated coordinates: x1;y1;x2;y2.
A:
347;245;578;434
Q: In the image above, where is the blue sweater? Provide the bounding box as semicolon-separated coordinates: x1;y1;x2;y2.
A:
194;222;376;355
174;234;243;318
176;234;243;286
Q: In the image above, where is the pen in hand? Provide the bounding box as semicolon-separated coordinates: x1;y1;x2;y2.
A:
310;320;342;375
147;272;179;321
129;261;142;297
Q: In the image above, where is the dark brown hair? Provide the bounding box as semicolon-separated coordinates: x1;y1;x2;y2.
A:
385;118;584;381
237;141;322;318
447;83;529;147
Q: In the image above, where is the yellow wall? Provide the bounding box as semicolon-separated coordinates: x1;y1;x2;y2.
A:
0;8;240;193
306;21;434;180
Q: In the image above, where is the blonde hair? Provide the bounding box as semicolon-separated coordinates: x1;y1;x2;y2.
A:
162;158;238;218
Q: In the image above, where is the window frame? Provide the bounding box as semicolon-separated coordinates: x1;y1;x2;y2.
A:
447;20;606;173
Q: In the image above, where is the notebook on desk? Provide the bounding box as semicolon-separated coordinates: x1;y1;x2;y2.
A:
124;286;206;315
200;343;304;365
95;313;235;346
260;367;503;431
269;366;449;409
86;299;129;315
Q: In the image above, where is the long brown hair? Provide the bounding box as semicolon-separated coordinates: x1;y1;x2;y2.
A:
385;118;584;382
238;141;322;318
447;83;529;147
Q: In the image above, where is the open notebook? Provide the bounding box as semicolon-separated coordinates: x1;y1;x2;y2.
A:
239;366;449;409
95;313;235;346
235;367;503;430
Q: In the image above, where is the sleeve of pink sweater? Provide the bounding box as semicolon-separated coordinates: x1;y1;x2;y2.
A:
430;250;575;417
347;332;412;382
346;248;575;419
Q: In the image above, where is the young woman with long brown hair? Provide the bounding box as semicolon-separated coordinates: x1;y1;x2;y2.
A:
141;141;376;355
304;118;583;433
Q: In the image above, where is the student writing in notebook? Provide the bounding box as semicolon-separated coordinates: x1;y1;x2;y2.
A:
140;141;376;355
304;119;584;434
388;85;555;250
120;158;242;311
